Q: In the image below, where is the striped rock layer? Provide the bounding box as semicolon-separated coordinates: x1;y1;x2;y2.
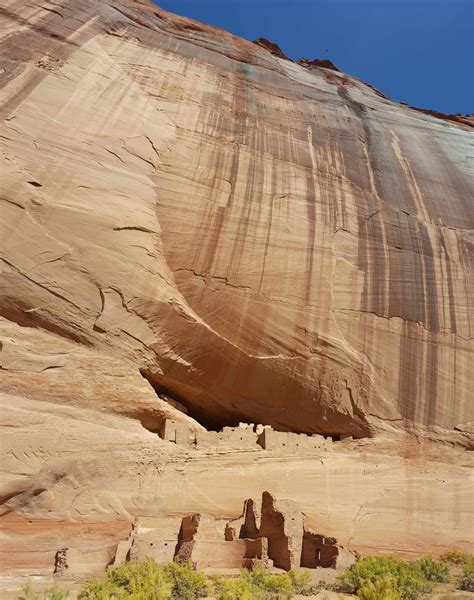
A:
0;0;473;573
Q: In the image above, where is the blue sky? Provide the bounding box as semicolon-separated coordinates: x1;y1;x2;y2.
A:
156;0;473;115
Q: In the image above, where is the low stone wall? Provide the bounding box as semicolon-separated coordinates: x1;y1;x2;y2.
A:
129;517;182;565
158;419;344;454
175;514;248;569
160;419;196;446
257;428;328;451
195;426;259;452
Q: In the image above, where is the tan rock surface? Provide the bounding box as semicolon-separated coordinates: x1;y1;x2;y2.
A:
0;0;473;576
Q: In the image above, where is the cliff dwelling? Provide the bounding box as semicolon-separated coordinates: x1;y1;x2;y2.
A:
156;417;353;454
140;369;368;440
1;0;472;583
104;492;355;574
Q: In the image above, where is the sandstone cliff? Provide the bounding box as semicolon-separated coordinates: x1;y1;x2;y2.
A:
0;0;473;576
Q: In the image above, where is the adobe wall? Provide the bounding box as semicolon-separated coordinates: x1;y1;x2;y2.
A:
301;531;355;570
195;425;259;452
111;516;205;568
53;546;115;577
160;419;196;446
257;428;329;451
192;539;248;570
175;514;248;570
109;492;355;574
301;532;338;568
226;498;260;540
158;419;344;454
127;517;182;565
259;491;304;571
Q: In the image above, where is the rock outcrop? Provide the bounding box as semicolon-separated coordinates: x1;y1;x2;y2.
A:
298;57;341;71
252;38;291;61
0;0;473;577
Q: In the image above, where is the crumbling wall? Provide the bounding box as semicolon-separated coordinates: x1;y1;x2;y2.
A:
113;539;134;566
158;419;342;454
160;419;196;446
243;537;272;570
175;514;246;569
301;531;355;569
53;548;68;576
257;429;329;451
192;538;247;570
178;514;201;542
225;498;260;541
128;517;182;565
112;522;137;566
110;492;352;573
195;425;259;452
301;533;338;568
53;547;114;576
259;491;303;571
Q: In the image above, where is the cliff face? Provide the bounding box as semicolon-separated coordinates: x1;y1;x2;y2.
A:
0;0;473;575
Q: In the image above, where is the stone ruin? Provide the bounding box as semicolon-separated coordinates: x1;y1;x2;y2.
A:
159;419;353;453
53;547;68;576
110;492;355;572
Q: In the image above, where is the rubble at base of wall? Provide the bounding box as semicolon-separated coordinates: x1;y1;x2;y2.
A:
158;419;343;453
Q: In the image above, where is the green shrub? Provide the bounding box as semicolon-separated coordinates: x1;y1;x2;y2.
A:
440;550;474;592
38;553;469;600
458;561;474;592
215;567;293;600
79;560;170;600
412;557;450;582
78;559;211;600
163;562;210;599
20;582;69;600
287;568;332;596
214;577;255;600
288;569;313;595
339;556;432;600
214;567;334;599
77;578;121;600
357;575;402;600
77;561;325;600
110;559;172;599
439;550;474;565
244;567;293;599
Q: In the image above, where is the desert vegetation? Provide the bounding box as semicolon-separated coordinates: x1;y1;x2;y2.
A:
338;555;450;599
439;550;474;593
18;551;474;600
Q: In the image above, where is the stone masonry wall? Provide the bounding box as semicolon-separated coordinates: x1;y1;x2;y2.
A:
158;419;346;453
110;493;355;573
